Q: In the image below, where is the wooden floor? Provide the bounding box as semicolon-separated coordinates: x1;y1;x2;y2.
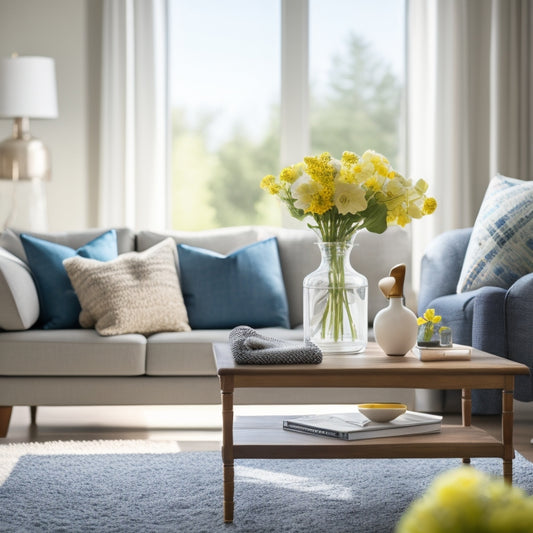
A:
3;403;533;462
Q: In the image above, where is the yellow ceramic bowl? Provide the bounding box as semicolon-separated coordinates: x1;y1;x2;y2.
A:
357;403;407;423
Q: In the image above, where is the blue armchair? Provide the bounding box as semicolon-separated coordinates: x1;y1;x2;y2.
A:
417;227;533;414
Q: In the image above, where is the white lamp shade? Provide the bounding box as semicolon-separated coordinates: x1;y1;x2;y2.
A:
0;56;58;118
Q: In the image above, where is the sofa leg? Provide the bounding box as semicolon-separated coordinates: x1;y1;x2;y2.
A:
0;406;13;438
30;406;37;425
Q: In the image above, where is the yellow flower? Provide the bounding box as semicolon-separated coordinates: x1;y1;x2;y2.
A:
418;308;441;325
280;166;299;184
396;467;533;533
341;151;358;166
361;149;391;178
279;167;294;183
423;197;437;215
415;178;428;194
304;152;336;186
407;203;424;219
396;212;411;227
260;174;275;190
365;176;382;191
385;175;408;197
260;175;281;195
308;190;334;215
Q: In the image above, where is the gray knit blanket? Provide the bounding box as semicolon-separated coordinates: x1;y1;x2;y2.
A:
229;326;323;365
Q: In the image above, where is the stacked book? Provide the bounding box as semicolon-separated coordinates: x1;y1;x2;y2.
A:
411;344;471;361
283;410;442;441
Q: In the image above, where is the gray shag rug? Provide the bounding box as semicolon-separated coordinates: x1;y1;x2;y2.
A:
1;440;533;533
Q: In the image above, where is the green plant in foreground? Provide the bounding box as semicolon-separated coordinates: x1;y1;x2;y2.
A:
396;467;533;533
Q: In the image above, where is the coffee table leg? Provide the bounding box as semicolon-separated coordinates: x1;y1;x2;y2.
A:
221;376;235;522
461;388;471;464
502;378;514;484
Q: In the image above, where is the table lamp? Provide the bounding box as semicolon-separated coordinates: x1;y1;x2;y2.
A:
0;55;58;229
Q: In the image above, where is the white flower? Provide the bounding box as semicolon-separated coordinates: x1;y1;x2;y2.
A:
333;182;367;215
291;175;320;211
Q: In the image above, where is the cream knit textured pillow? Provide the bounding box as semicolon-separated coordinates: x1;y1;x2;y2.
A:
63;238;190;336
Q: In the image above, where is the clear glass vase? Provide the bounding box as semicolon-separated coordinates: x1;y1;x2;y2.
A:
303;241;368;354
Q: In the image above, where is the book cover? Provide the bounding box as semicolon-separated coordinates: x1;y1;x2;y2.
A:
282;411;442;441
412;344;471;361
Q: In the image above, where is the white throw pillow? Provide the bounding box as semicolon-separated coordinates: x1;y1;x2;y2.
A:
63;238;190;336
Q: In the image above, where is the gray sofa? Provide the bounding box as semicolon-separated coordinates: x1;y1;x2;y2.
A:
0;225;414;438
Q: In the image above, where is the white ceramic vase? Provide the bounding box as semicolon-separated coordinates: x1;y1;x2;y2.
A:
374;296;418;356
373;263;418;356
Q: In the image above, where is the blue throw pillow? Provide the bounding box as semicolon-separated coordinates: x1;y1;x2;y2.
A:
20;230;118;329
177;237;290;329
457;174;533;293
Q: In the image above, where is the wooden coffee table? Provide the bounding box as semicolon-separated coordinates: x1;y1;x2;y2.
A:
214;342;530;523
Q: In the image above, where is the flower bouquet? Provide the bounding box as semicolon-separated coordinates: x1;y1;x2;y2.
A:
261;150;436;352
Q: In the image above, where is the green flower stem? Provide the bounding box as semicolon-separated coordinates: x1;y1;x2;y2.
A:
313;209;363;243
422;322;434;342
320;242;357;342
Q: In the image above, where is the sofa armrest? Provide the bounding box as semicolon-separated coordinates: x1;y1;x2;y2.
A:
0;247;39;330
418;227;472;314
472;286;507;356
506;272;533;401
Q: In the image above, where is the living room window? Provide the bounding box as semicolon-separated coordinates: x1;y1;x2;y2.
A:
309;0;405;169
169;0;405;230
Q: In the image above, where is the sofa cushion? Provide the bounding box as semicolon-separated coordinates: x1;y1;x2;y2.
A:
0;248;40;330
457;174;533;293
145;328;303;376
177;237;290;329
0;329;146;376
257;228;318;328
136;226;261;254
0;227;135;261
20;230;119;330
64;238;191;336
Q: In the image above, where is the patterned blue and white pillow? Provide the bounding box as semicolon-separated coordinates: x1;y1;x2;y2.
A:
457;174;533;293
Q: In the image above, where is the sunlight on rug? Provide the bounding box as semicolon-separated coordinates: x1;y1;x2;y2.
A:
0;439;181;486
237;465;354;500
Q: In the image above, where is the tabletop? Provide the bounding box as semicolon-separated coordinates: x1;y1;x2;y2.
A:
214;342;530;378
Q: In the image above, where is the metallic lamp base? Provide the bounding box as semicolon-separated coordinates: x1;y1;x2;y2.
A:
0;117;51;180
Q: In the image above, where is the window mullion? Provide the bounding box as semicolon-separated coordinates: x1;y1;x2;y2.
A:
281;0;310;167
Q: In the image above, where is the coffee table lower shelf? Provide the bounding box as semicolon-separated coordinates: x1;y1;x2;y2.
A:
231;415;504;460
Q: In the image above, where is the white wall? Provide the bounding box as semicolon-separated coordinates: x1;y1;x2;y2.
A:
0;0;101;230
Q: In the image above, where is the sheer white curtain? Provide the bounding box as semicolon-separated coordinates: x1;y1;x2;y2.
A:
99;0;167;230
490;0;533;180
407;0;533;285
